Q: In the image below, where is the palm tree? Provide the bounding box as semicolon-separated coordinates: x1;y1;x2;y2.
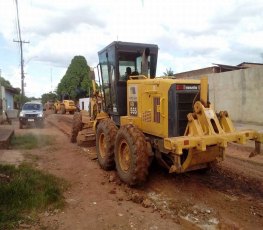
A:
163;68;175;76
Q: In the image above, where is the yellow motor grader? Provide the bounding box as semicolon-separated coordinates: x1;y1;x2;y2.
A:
53;100;77;114
71;41;263;186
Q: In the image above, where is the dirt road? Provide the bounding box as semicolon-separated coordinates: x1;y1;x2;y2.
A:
1;113;263;229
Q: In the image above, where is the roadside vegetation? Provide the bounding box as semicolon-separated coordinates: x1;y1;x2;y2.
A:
0;164;67;229
0;133;66;229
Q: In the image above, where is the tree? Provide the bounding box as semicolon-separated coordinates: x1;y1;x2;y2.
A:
0;76;12;88
57;56;92;100
163;68;175;76
41;92;57;104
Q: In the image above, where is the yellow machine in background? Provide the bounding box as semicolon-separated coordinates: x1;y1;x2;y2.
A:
71;41;263;186
53;100;77;114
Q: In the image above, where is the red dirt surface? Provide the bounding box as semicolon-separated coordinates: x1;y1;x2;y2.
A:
1;113;262;229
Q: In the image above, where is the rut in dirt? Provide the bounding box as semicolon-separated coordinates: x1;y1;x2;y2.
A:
144;161;263;200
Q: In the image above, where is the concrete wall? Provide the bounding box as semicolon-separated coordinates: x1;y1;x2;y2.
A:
0;86;6;122
79;98;90;111
6;109;19;118
196;66;263;124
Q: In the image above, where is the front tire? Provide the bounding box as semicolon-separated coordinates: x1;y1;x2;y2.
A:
53;106;57;114
96;119;118;170
114;124;149;186
61;106;66;114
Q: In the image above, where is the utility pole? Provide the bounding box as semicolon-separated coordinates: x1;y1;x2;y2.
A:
50;67;53;93
13;39;29;105
13;0;29;108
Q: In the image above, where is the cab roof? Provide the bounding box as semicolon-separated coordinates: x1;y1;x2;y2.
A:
98;41;158;55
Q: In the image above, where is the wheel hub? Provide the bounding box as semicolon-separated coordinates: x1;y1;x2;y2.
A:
118;140;131;172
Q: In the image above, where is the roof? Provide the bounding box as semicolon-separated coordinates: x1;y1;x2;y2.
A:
212;63;245;71
173;61;263;79
237;62;263;67
5;86;20;94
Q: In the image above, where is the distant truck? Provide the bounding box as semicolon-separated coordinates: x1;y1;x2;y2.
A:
19;101;45;128
53;100;77;114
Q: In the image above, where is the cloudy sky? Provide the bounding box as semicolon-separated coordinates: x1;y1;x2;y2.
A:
0;0;262;98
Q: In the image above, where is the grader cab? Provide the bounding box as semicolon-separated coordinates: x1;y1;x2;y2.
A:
71;41;263;186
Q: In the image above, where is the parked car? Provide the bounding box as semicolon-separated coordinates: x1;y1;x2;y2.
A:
19;101;45;129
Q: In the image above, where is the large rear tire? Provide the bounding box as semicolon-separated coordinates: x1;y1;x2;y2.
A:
114;124;149;186
96;119;118;170
70;112;83;143
53;106;57;114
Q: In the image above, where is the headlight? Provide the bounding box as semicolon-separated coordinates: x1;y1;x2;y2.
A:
19;112;25;117
37;113;43;117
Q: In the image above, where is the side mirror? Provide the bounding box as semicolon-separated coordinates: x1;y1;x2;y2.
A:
144;47;150;57
141;47;150;76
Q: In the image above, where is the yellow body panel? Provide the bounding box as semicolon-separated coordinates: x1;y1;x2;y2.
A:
62;100;77;111
122;78;200;138
54;100;77;112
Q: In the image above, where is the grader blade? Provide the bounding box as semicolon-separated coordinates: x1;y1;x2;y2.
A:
164;100;263;173
249;141;261;157
218;110;263;157
77;128;96;147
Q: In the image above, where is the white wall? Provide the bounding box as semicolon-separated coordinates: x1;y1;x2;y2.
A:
203;66;263;124
79;98;90;111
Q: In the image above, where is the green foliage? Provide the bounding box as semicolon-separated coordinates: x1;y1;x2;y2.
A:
41;92;57;104
27;97;41;102
0;77;12;88
14;93;38;108
57;56;92;100
13;94;21;109
11;134;54;149
0;164;67;229
163;68;175;76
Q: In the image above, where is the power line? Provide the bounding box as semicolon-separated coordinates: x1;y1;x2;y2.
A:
13;0;29;107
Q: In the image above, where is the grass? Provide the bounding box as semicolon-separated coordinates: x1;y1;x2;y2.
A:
10;134;55;149
0;164;67;229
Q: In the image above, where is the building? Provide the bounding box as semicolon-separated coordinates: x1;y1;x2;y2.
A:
173;62;263;79
172;62;263;124
4;86;19;109
79;98;90;111
0;85;20;122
